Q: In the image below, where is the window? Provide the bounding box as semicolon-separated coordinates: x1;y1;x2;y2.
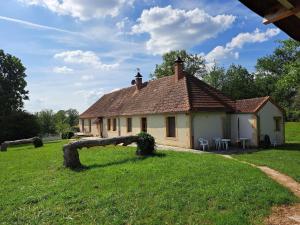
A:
141;117;147;132
81;119;84;132
88;119;92;132
127;118;132;132
107;118;111;131
113;118;117;131
274;117;281;131
166;116;176;137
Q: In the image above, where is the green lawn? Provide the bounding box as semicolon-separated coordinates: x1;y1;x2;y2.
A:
0;141;297;225
233;122;300;182
285;122;300;143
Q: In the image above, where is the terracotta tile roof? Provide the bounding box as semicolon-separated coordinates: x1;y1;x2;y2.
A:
186;75;235;112
235;96;270;113
80;74;236;118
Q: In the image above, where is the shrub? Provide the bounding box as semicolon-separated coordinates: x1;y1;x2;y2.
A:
61;132;74;139
33;137;43;148
136;132;156;155
72;126;80;132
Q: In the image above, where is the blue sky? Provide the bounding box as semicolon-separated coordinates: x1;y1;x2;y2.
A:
0;0;289;113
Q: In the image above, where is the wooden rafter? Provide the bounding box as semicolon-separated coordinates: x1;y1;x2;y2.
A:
263;2;300;24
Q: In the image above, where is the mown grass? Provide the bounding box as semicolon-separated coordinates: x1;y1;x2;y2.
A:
0;141;297;225
233;144;300;182
233;122;300;183
285;122;300;143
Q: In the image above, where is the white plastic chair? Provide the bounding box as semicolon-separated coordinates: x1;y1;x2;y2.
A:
198;138;209;151
213;137;221;150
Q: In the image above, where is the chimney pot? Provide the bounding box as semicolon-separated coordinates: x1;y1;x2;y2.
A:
174;56;184;82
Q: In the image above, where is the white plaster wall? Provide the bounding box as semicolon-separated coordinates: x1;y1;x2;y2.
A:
90;118;99;136
192;112;227;149
231;114;257;146
257;101;284;144
102;113;191;148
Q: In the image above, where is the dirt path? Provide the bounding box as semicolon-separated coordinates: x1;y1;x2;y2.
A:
222;155;300;224
257;166;300;198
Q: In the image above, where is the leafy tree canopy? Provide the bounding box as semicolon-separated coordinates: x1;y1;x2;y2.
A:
36;109;56;135
151;50;206;79
0;50;28;116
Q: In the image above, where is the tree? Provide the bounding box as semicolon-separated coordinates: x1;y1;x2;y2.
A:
66;109;79;128
151;50;206;79
55;110;70;135
0;50;29;116
203;63;226;90
255;39;300;109
36;109;56;135
221;64;256;100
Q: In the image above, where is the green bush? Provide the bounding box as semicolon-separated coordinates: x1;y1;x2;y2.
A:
136;132;156;155
33;137;43;148
61;132;74;139
72;126;80;132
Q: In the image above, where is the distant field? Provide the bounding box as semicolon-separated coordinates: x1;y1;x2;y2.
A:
285;122;300;143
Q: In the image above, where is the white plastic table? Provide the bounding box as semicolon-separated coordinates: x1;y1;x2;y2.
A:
239;138;249;149
221;139;231;150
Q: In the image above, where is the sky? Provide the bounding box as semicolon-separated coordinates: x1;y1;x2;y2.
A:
0;0;289;113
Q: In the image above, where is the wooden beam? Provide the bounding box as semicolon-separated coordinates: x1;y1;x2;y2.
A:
277;0;300;18
277;0;294;10
263;5;300;24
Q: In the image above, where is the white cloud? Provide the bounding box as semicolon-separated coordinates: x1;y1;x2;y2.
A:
54;50;119;70
53;66;73;74
74;82;83;87
205;28;280;64
74;89;104;105
132;5;235;55
81;75;94;81
19;0;134;20
116;17;129;30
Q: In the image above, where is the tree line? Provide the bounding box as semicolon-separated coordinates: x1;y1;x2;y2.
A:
152;39;300;121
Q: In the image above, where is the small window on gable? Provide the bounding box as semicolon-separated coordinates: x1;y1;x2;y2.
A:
274;117;281;131
127;118;132;132
113;118;117;131
166;116;176;137
107;118;111;131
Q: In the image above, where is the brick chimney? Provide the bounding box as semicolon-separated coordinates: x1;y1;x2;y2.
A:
174;56;184;82
135;71;143;90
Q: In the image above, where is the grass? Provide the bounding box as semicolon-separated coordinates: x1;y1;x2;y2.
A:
233;122;300;182
285;122;300;143
233;144;300;182
0;141;297;225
